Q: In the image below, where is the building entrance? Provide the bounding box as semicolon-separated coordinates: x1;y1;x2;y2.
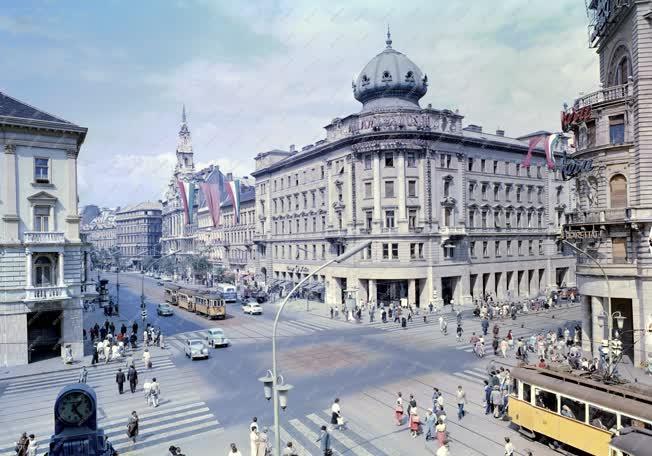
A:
612;298;634;362
441;276;459;305
27;309;62;363
376;279;407;306
556;267;569;287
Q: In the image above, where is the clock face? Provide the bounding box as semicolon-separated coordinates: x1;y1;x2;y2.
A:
56;391;94;425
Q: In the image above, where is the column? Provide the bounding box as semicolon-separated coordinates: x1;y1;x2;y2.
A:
369;279;377;304
346;156;354;230
460;273;472;305
25;250;33;288
65;150;80;241
418;152;426;226
326;162;335;228
3;145;19;241
358;279;369;303
372;154;381;233
397;151;407;232
591;296;605;357
408;279;416;305
58;250;65;287
581;295;593;354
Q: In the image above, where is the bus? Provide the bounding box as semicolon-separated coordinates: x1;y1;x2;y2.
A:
509;365;652;456
217;283;237;303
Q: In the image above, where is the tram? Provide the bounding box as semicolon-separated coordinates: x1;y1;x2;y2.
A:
177;288;196;312
609;427;652;456
163;283;226;320
194;291;226;320
509;365;652;456
163;284;180;305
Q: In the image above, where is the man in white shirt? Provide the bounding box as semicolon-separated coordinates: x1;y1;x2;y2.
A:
456;386;467;420
149;377;160;407
504;437;514;456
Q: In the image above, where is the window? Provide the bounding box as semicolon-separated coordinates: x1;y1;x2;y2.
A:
609;115;625;144
443;180;451;198
408;209;417;229
505;210;512;228
384;153;394;168
481;183;488;200
610;174;628;208
364;182;373;199
440;154;452;168
523;383;531;403
516;164;521;176
493;185;499;201
481;210;487;228
410;243;417;259
365;211;373;230
34;256;53;286
535;389;558;413
537;212;543;228
312;192;316;208
527;211;532;228
494;241;500;257
364;244;372;260
391;243;398;259
518;240;523;255
589;406;617;431
34;158;50;183
320;188;325;206
295;174;299;186
312;217;317;232
527;186;533;203
321;215;326;228
385;180;395;198
536;166;542;178
364;154;372;170
312;245;317;260
303;193;308;209
418;243;424;258
443;207;452;227
467;158;474;171
481;159;486;172
469;182;475;199
406;153;416;167
382;243;390;259
385;210;395;228
408;180;417;197
304;218;308;232
482;241;488;257
621;415;652;431
528;240;533;255
493;161;498;174
612;238;627;263
537;187;544;203
321;244;326;259
516;211;522;228
469;241;476;257
494;210;501;228
320;166;325;179
443;243;455;259
34;206;50;231
505;185;511;201
468;210;475;228
507;240;512;256
516;186;522;202
586;120;597;148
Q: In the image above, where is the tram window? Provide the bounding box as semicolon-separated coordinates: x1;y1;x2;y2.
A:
522;383;531;402
535;389;558;412
560;396;586;422
621;415;652;431
589;406;617;430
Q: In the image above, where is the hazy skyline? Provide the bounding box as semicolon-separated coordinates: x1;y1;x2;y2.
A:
0;1;598;207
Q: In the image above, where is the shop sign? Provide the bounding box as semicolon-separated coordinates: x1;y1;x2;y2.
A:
286;265;309;273
559;229;603;240
561;106;592;132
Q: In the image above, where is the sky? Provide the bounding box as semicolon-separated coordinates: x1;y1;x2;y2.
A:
0;0;599;207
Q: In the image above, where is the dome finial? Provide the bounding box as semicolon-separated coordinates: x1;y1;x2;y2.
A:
386;25;392;48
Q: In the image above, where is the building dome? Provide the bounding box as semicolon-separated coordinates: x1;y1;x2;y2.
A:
353;30;428;112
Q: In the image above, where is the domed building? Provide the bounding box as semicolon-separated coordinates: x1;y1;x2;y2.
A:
252;33;575;308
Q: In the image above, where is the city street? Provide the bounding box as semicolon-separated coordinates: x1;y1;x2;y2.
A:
0;274;584;455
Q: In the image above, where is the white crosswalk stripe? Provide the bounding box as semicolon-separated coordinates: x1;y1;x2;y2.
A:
306;413;375;456
0;350;222;456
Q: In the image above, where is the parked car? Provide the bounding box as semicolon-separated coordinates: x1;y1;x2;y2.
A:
206;328;230;348
156;303;174;316
184;339;209;359
243;302;263;315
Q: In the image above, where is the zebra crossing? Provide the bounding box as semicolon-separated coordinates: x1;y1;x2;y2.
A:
0;350;222;455
451;366;491;384
269;409;391;456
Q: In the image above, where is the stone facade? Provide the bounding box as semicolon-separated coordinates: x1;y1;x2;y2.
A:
81;207;117;252
252;35;576;308
115;202;162;265
567;0;652;366
0;91;89;366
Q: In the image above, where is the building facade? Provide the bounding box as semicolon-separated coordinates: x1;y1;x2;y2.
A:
565;0;652;366
115;202;162;266
81;207;117;252
252;33;576;308
0;91;89;366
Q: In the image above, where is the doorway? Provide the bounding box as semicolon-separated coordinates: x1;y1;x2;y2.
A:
556;267;568;287
441;277;459;305
27;310;62;363
612;298;634;362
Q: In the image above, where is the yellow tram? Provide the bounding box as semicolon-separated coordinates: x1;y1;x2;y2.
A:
509;366;652;456
194;291;226;320
177;288;196;312
163;284;180;305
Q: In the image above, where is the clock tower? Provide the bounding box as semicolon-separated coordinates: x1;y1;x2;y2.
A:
175;104;194;176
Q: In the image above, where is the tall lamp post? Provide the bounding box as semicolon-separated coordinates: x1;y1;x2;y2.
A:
139;250;180;321
259;240;372;456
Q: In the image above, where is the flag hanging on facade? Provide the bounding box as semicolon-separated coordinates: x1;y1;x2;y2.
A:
521;133;559;170
177;179;195;225
225;179;241;223
199;168;227;227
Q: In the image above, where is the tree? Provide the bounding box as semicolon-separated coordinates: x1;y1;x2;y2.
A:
158;256;176;276
184;254;211;281
141;255;155;272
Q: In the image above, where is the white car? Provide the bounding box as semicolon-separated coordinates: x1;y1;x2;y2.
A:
206;328;230;348
243;302;263;315
184;339;209;360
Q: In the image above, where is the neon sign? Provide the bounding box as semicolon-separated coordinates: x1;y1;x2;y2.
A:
522;133;593;181
561;106;592;132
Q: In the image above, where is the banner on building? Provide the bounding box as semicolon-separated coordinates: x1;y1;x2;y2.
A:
199;169;227;228
226;179;241;223
177;179;195;225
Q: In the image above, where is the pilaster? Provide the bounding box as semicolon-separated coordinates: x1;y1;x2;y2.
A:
3;144;19;241
397;151;407;232
372;154;382;232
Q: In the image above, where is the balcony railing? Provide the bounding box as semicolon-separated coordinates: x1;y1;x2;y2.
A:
439;226;467;236
24;231;65;244
570;208;627;223
24;285;69;301
575;83;631;109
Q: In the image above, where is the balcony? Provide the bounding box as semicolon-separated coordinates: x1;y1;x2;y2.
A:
574;83;631;109
24;285;69;302
439;226;467;236
24;231;65;244
568;208;627;224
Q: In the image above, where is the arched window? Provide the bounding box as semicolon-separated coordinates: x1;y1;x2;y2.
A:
609;174;628;208
616;56;630;85
34;256;53;286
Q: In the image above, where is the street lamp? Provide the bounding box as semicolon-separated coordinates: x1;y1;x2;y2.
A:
264;240;371;456
139;250;180;321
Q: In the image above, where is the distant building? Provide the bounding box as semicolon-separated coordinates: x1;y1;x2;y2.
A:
80;207;117;252
80;204;100;226
115;202;162;267
0;90;90;366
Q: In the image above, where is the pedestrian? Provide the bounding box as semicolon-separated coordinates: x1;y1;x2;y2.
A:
409;408;421;438
228;443;243;456
109;322;115;335
149;377;160;407
143;329;149;347
330;307;334;319
381;309;387;323
491;385;502;418
282;441;298;456
456;323;463;342
316;425;332;456
435;441;450;456
121;323;127;336
15;432;28;456
130;332;137;349
504;437;514;456
249;426;258;456
456;385;466;420
126;411;139;444
116;368;126;394
103;342;111;364
127;365;138;393
424;408;436;441
436;419;447;447
143;348;152;369
91;343;99;365
394;393;404;425
407;393;416;417
330;398;343;430
481;318;489;336
500;338;509;358
250;416;259;433
439;315;445;332
436;391;444;411
26;434;37;456
493;337;500;356
257;427;270;455
493;323;500;338
483;380;492;415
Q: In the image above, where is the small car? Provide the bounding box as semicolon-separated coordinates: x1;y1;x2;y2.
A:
156;303;174;316
243;302;263;315
206;328;230;348
184;339;209;360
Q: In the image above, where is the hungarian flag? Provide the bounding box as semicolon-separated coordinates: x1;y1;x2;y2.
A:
226;179;241;224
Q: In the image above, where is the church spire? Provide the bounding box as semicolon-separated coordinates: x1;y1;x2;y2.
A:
175;104;194;173
182;104;187;124
386;25;392;48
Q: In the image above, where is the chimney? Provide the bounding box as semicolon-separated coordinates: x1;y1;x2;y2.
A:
289;144;296;154
464;124;482;133
496;129;505;136
226;172;233;181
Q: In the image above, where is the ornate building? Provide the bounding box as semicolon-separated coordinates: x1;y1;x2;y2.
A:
565;0;652;366
252;32;576;308
115;202;162;267
81;207;117;252
0;91;90;365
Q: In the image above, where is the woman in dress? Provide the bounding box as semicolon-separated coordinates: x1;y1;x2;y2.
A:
249;426;259;456
394;393;404;425
506;330;514;349
126;411;139;444
409;408;421;438
435;419;447;447
330;398;342;430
